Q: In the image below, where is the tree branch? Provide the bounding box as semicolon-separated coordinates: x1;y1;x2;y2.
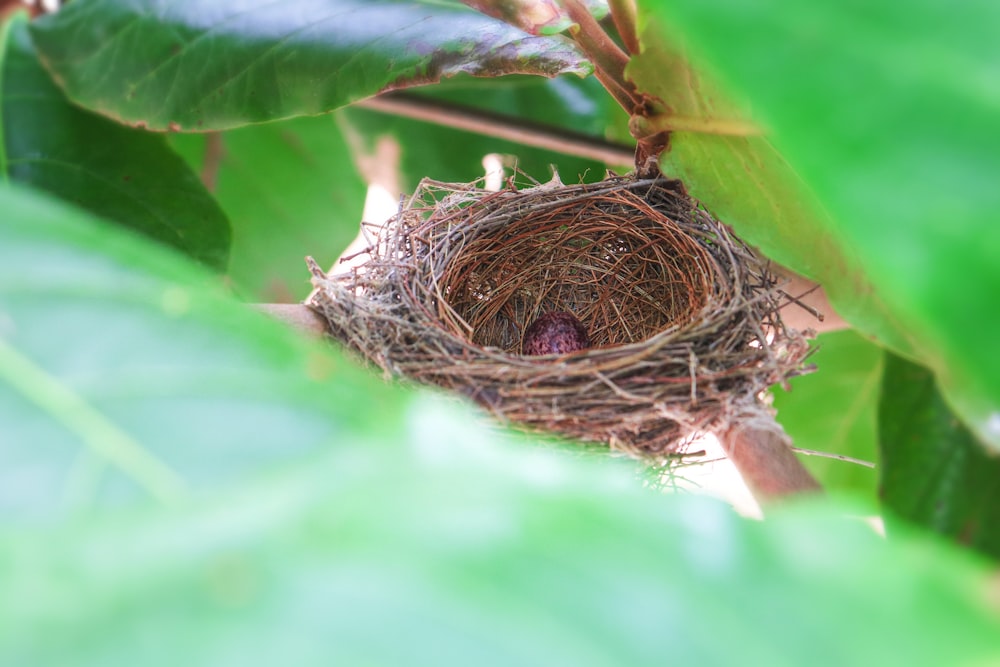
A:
562;0;630;84
608;0;640;55
357;93;635;167
720;408;823;502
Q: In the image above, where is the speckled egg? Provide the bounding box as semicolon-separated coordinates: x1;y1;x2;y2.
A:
522;311;590;355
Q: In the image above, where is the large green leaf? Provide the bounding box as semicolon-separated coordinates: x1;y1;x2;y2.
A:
0;14;229;269
29;0;591;132
637;1;1000;449
0;184;399;519
880;354;1000;560
627;17;912;355
772;331;883;498
169;116;366;301
2;183;1000;665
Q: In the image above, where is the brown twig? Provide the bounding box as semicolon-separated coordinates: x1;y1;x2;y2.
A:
358;93;634;166
561;0;642;112
776;273;846;334
608;0;640;55
720;408;823;502
200;133;224;192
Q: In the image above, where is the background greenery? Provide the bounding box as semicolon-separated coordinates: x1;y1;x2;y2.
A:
2;1;998;664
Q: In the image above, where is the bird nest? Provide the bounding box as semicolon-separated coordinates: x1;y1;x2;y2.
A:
307;174;810;457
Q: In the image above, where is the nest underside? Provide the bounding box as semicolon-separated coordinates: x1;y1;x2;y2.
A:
308;175;809;456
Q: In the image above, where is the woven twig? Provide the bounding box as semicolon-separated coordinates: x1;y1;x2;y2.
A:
308;174;809;456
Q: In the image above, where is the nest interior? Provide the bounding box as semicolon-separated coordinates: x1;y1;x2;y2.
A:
308;175;808;457
439;185;714;352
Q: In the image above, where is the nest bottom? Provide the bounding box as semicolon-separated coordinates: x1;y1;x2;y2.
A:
308;175;809;457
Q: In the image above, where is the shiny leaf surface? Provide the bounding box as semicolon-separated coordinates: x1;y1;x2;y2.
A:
1;15;229;269
30;0;591;131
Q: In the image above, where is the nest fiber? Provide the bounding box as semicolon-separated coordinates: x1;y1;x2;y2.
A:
308;175;808;456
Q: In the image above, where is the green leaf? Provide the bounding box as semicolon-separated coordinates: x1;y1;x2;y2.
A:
0;14;229;269
773;331;883;498
636;1;1000;449
628;17;913;355
2;182;1000;665
880;354;1000;560
0;183;400;519
29;0;591;132
169;116;366;301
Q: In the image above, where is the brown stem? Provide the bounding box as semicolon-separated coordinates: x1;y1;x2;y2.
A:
592;70;643;122
200;133;224;192
1;0;39;19
358;93;635;166
719;408;822;503
608;0;640;55
560;0;642;112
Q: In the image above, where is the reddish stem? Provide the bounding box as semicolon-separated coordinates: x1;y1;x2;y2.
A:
608;0;640;55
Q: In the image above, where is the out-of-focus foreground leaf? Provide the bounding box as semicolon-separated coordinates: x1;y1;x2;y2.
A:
637;0;1000;449
627;13;911;356
1;183;1000;666
0;14;229;269
29;0;591;132
168;116;366;301
0;183;398;519
880;354;1000;560
773;331;882;498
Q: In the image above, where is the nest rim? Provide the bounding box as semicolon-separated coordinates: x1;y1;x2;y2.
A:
308;173;809;457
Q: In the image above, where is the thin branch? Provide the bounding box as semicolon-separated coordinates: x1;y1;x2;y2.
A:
791;447;875;469
200;133;224;192
776;273;846;334
593;69;644;121
357;93;635;166
560;0;643;111
608;0;640;55
720;411;823;503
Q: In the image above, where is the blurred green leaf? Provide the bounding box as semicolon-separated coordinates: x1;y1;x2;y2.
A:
628;16;912;355
169;116;366;301
637;0;1000;449
773;331;883;498
0;14;229;269
0;183;399;521
29;0;591;132
2;183;1000;666
880;354;1000;560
